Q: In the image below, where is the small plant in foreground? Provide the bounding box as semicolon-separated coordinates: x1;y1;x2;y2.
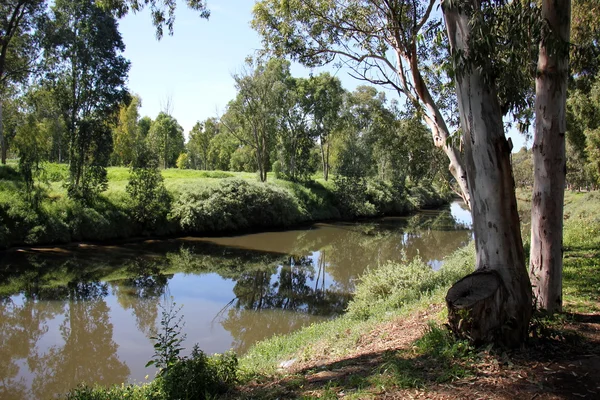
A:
146;300;186;373
146;300;238;400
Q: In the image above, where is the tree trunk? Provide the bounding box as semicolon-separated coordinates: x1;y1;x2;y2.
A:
319;137;328;181
444;3;532;347
401;49;471;209
0;99;5;164
529;0;570;314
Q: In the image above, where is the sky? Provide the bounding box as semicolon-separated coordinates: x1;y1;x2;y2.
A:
117;0;527;150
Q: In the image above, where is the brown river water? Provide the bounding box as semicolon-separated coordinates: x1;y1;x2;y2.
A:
0;202;471;399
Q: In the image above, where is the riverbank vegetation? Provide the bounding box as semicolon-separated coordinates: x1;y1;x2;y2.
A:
0;163;449;249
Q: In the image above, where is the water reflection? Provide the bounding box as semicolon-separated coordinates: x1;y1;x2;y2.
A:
0;203;471;399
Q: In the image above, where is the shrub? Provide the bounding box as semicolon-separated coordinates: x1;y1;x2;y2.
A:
171;179;306;233
366;178;409;215
127;154;172;233
272;160;282;179
156;346;238;400
0;164;21;181
176;153;189;169
347;244;475;320
333;175;377;218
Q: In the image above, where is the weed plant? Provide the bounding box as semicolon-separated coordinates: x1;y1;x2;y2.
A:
65;301;238;400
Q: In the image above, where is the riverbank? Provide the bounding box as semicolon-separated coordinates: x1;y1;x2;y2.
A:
227;190;600;399
61;191;600;399
0;164;450;250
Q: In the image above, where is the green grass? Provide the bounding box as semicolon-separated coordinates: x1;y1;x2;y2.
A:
518;190;600;313
239;244;476;376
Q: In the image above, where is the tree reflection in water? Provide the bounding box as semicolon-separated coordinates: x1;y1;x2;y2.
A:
0;203;472;398
217;255;351;353
110;260;171;337
30;282;130;399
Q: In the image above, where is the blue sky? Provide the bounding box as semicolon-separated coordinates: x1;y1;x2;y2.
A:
118;0;527;150
118;0;362;135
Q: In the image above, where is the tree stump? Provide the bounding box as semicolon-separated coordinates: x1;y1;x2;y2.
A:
446;270;508;345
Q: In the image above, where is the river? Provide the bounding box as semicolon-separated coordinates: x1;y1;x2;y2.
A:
0;202;471;399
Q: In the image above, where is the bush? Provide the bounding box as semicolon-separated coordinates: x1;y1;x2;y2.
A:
176;153;189;169
347;244;475;320
366;178;409;215
156;346;238;400
171;179;306;233
333;175;377;218
0;164;22;181
127;162;172;233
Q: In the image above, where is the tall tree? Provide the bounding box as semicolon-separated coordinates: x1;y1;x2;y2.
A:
146;111;184;169
112;95;142;166
44;0;130;201
0;0;46;164
305;73;345;181
252;0;471;205
187;117;218;170
529;0;571;313
276;76;315;181
222;58;287;182
442;0;533;346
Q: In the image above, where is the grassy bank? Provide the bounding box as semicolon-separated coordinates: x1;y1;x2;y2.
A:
225;190;600;399
0;164;449;250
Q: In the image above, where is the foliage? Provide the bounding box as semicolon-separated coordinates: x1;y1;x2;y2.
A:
511;147;534;188
251;0;472;200
146;112;185;169
111;95;142;166
155;346;238;400
0;0;46;88
98;0;210;39
146;301;186;373
175;153;188;169
65;302;238;400
126;149;171;232
187;118;218;170
0;165;449;249
347;244;474;320
223;58;289;182
567;70;600;189
44;0;130;201
171;178;307;233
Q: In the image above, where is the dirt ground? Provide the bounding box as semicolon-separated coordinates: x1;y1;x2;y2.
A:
231;305;600;399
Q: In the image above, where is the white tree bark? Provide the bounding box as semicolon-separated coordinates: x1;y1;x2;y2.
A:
530;0;571;313
444;2;532;346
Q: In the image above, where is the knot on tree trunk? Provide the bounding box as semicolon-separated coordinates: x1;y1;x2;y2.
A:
446;269;512;346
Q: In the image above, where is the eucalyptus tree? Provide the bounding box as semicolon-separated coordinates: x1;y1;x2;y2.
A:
305;73;345;181
146;111;184;169
529;0;571;314
208;130;238;171
252;0;471;205
138;116;152;137
44;0;130;201
275;76;316;181
222;58;288;182
0;0;47;164
442;0;545;346
187;117;218;170
112;95;142;166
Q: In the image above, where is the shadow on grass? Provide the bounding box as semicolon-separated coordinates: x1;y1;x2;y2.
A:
230;325;475;399
231;314;600;400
